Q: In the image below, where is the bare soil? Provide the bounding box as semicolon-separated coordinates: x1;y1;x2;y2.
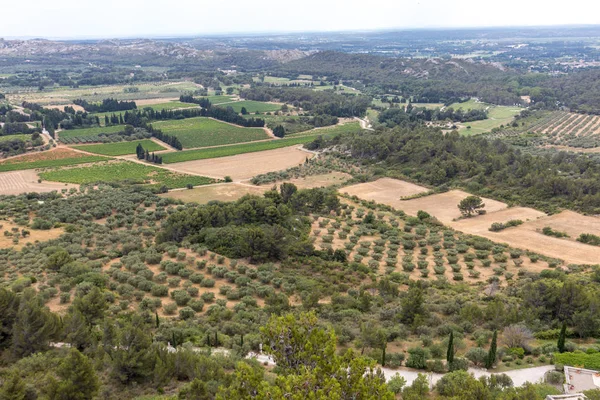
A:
342;178;430;202
165;146;313;180
0;220;64;250
341;179;600;265
0;170;77;195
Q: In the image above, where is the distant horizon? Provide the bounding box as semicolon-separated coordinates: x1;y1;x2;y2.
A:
3;23;600;42
3;0;600;40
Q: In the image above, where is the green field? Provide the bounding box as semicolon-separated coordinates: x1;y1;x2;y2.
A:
448;99;489;111
71;139;165;156
288;122;364;137
162;122;363;163
0;155;107;173
59;125;124;139
139;101;199;112
459;105;522;136
222;101;282;114
39;161;215;189
0;134;31;143
153;117;268;148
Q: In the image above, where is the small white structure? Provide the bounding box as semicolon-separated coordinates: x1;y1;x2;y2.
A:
564;366;600;394
546;395;588;400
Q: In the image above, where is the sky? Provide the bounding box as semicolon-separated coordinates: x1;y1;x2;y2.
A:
3;0;600;39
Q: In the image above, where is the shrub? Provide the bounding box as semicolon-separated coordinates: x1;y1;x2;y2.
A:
179;307;195;320
189;299;205;312
406;347;431;369
387;374;406;394
163;303;177;315
465;347;488;367
554;352;600;370
171;290;191;306
448;357;469;372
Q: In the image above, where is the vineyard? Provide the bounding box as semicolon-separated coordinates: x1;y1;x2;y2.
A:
39;161;216;189
72;139;165;156
530;112;600;148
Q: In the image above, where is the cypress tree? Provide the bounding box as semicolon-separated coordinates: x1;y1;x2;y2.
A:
155;312;159;328
214;331;218;347
446;331;454;365
486;330;497;369
381;342;386;367
104;115;109;126
558;321;567;353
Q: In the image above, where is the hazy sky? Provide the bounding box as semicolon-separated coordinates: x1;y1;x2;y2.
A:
3;0;600;39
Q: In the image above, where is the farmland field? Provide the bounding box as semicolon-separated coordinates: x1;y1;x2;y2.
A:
531;111;600;148
221;100;282;113
287;121;364;137
0;148;107;172
58;125;124;139
153;117;268;148
71;139;166;156
455;104;521;136
138;101;199;111
0;169;78;195
161;134;316;163
342;179;600;265
162;146;313;180
0;134;31;143
38;161;216;189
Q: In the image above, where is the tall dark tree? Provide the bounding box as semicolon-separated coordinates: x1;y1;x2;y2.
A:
447;331;455;365
486;330;497;369
558;321;567;353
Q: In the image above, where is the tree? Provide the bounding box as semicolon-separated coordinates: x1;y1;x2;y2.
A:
435;370;488;398
72;286;107;326
458;195;485;217
0;371;26;400
402;373;429;400
557;321;567;353
486;330;498;369
240;106;248;115
447;331;455;364
46;348;99;400
273;125;285;138
400;281;426;325
46;249;72;271
11;290;59;359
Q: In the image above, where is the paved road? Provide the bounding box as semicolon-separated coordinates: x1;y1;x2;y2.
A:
248;353;552;387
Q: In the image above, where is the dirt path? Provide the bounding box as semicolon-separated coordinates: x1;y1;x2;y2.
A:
355;117;373;131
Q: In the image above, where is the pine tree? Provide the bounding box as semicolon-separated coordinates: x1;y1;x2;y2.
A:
105;115;109;126
446;331;454;365
46;348;99;400
486;330;497;369
11;289;59;358
558;321;567;353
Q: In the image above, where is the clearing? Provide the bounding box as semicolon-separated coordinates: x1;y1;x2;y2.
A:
71;139;165;156
0;170;77;195
153;117;268;149
138;101;199;111
164;146;313;180
164;172;351;204
342;178;430;202
0;134;31;143
0;220;64;250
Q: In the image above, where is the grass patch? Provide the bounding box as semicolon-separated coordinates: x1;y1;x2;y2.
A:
139;101;199;111
153;117;268;148
59;125;124;139
71;139;165;156
222;100;281;114
39;161;215;189
0;134;31;143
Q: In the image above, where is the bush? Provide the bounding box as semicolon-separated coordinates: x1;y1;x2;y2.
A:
387;374;406;394
171;290;191;306
465;347;488;367
448;357;469;372
179;307;195;320
386;352;405;368
406;347;431;369
554;352;600;370
545;371;564;384
163;303;177;315
189;299;205;312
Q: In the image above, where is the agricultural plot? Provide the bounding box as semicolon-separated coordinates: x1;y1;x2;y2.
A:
153;117;268;148
287;121;365;137
0;148;106;172
530;112;600;149
138;101;199;111
0;170;77;196
310;201;551;286
342;179;600;265
38;161;216;189
223;100;282;114
163;146;313;180
58;125;124;140
72;139;165;156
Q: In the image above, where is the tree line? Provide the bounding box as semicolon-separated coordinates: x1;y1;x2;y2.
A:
73;98;137;113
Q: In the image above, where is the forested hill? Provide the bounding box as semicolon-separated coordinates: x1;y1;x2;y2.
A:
277;51;522;105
